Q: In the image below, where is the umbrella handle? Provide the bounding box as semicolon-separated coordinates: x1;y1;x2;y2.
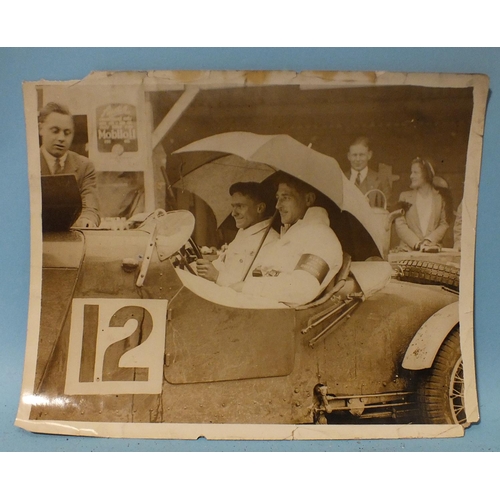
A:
242;210;279;282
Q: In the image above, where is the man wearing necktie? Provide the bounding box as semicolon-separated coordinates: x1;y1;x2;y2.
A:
347;136;391;209
39;102;100;228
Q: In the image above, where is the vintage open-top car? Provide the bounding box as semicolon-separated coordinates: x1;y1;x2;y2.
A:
27;132;465;431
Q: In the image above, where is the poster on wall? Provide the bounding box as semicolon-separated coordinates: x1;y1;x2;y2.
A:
96;103;139;154
16;70;488;440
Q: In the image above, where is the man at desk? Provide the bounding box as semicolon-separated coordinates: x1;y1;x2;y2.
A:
39;102;100;228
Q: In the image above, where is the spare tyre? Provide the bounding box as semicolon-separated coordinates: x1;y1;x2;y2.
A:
394;260;459;291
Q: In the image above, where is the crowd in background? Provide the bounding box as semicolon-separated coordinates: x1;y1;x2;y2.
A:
344;136;462;252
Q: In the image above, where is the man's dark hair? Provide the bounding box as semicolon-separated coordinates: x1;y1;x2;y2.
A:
350;136;371;150
274;172;317;197
229;182;266;202
229;181;275;217
38;102;73;124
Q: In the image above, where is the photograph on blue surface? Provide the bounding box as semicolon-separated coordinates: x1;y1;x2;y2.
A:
15;70;488;440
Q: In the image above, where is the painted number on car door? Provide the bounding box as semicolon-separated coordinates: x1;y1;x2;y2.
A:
65;298;167;395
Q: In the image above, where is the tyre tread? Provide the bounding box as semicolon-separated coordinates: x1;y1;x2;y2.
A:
417;327;465;424
396;260;460;291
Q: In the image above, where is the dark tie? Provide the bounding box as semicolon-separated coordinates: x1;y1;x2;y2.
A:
355;172;361;187
54;158;62;174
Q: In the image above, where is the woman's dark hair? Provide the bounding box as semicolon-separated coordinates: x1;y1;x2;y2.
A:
436;185;454;225
411;157;454;223
411;157;435;185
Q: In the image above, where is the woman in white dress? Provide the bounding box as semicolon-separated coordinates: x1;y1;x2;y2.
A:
394;157;452;251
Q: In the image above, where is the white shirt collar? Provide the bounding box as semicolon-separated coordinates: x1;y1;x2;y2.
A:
281;207;330;235
239;218;273;236
350;166;368;184
41;146;68;175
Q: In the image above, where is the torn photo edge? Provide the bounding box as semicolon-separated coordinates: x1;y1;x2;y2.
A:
15;70;489;440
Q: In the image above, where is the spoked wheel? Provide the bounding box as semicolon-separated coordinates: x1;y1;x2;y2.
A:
448;354;467;425
418;326;467;425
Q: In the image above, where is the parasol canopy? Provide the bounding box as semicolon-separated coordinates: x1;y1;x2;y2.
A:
173;132;386;258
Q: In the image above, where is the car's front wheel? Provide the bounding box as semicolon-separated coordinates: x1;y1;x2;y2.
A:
417;326;467;425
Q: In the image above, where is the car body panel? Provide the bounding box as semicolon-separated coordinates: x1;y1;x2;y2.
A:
31;228;458;425
165;287;296;384
402;302;459;370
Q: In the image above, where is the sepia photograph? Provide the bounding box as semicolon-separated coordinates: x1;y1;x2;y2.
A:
15;69;488;440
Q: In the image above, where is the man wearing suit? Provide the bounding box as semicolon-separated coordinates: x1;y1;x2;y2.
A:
346;136;391;209
39;102;100;228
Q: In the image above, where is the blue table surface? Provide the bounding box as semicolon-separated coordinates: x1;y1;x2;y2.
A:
1;47;499;452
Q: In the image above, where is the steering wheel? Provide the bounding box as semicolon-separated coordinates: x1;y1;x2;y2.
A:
171;238;202;275
187;237;202;260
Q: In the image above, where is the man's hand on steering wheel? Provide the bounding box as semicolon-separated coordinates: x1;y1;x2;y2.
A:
196;259;219;282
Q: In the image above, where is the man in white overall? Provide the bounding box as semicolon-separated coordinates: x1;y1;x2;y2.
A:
232;175;343;306
196;182;278;286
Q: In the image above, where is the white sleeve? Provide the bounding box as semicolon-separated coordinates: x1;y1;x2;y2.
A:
241;224;343;305
241;270;321;305
212;256;224;272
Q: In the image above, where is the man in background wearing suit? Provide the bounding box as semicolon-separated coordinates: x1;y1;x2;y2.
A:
39;102;100;228
347;136;391;209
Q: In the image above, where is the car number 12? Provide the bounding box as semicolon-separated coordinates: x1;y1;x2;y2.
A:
65;298;168;395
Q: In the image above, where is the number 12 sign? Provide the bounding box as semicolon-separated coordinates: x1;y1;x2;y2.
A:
65;298;168;395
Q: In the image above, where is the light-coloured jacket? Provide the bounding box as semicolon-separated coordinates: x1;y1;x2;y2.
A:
213;219;279;286
394;189;449;250
242;207;343;306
